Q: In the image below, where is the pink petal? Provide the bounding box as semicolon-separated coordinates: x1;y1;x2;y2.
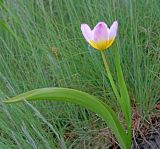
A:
109;21;118;39
93;22;109;43
81;24;93;42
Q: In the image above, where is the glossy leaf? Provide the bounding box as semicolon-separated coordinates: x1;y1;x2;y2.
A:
3;87;129;149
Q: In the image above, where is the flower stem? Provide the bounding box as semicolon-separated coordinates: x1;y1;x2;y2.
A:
101;51;122;109
101;51;131;147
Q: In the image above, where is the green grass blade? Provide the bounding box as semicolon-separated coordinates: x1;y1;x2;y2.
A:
0;20;19;42
3;87;129;149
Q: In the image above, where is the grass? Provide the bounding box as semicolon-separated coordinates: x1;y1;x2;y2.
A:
0;0;160;148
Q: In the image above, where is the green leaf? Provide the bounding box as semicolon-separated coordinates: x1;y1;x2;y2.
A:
3;87;129;149
113;45;132;145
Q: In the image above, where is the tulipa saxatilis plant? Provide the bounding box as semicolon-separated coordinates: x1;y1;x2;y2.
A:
3;21;131;149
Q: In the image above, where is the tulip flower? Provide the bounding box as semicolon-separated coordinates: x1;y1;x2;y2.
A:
3;20;131;149
81;21;118;50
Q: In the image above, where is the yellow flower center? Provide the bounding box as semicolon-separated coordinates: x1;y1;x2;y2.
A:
89;38;115;50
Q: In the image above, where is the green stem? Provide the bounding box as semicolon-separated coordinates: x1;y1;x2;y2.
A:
101;51;124;115
101;51;131;146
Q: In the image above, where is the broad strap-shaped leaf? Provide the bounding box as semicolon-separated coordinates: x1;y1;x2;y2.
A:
3;88;129;149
